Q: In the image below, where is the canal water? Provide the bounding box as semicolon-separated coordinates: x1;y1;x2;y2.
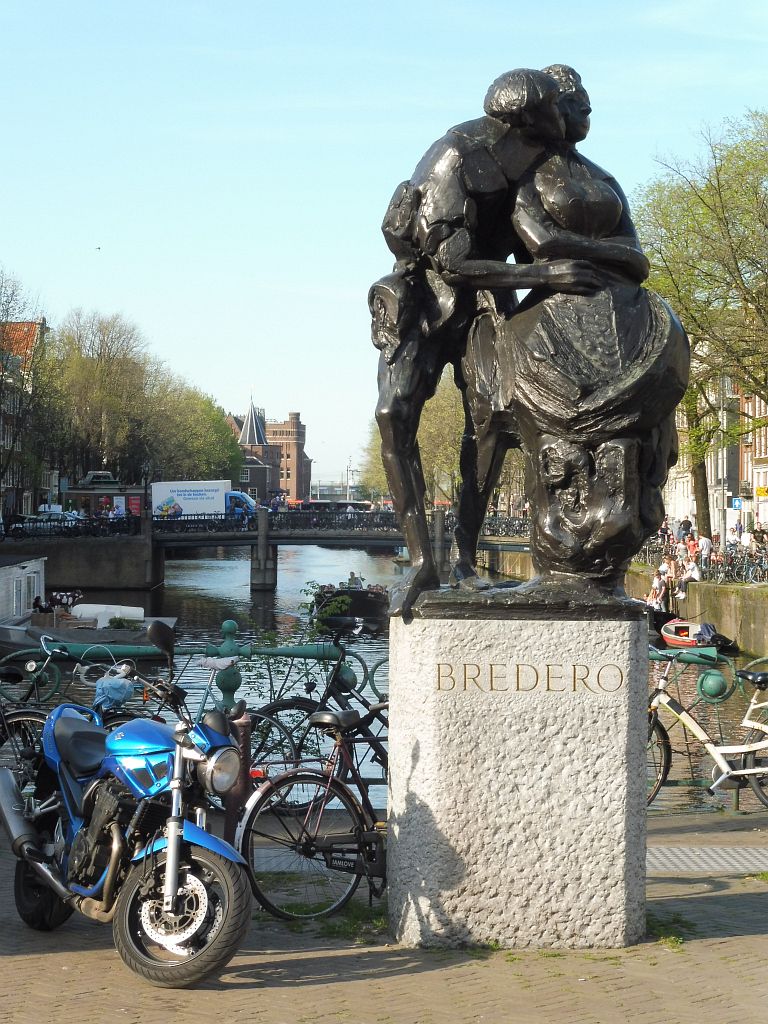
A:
78;544;768;815
88;544;399;701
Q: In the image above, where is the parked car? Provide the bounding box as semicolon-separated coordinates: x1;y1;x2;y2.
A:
10;511;82;538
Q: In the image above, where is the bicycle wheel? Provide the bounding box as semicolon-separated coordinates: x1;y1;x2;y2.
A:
0;709;48;787
249;711;298;776
256;697;323;763
240;771;365;919
742;732;768;808
647;714;671;805
0;656;62;702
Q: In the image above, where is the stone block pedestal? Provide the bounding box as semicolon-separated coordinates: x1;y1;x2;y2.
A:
387;593;647;948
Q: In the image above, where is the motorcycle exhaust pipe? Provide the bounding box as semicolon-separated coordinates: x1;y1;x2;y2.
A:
25;856;74;904
0;768;74;903
0;767;39;857
77;822;124;923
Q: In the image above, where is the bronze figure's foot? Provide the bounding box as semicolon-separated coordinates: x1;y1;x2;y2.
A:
449;561;491;591
389;564;441;620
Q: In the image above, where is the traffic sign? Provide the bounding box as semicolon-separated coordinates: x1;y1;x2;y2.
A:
732;497;743;510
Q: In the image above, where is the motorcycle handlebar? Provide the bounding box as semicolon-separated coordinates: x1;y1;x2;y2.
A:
128;664;187;706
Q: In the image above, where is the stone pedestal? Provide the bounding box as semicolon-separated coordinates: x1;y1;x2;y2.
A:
387;591;646;948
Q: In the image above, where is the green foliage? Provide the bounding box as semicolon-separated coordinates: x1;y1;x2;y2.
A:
646;910;697;950
107;616;142;630
316;899;388;942
39;308;241;486
633;109;768;533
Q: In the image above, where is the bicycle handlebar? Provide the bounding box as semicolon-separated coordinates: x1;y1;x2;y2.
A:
39;635;68;658
649;645;719;666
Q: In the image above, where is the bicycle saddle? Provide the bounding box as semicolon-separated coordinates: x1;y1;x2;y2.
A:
308;709;360;731
736;670;768;690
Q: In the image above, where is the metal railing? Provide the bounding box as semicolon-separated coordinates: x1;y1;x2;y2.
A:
7;516;141;540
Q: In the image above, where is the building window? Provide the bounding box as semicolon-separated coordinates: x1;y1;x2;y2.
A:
240;468;249;483
25;573;38;609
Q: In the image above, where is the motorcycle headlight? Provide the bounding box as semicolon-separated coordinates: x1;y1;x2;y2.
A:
197;747;241;795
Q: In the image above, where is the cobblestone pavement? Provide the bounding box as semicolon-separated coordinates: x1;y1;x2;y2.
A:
2;812;768;1024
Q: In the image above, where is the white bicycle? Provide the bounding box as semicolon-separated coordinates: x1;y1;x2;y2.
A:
648;646;768;806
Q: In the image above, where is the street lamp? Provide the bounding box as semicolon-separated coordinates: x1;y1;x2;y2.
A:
141;460;152;511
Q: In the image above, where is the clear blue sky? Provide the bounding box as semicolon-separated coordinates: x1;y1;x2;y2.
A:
2;1;766;480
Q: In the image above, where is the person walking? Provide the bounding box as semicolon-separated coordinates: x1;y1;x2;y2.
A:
697;534;713;571
686;533;699;561
645;570;667;611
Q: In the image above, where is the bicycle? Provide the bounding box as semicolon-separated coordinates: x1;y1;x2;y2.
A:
647;645;768;806
235;700;389;920
0;632;121;704
0;701;48;789
256;634;388;794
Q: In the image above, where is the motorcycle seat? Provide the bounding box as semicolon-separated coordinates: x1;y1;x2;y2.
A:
53;717;108;775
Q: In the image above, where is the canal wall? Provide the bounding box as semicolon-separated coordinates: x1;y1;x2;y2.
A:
8;535;162;590
476;546;768;657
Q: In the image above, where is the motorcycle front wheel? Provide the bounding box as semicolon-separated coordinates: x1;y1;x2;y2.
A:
112;847;251;988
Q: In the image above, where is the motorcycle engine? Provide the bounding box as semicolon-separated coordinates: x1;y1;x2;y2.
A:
67;781;131;885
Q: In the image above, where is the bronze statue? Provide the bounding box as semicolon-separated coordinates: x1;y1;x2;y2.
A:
370;69;601;617
371;65;689;615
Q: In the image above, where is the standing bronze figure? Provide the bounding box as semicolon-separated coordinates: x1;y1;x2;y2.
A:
371;65;689;616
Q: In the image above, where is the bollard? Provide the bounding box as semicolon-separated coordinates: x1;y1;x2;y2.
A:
204;619;252;710
224;708;252;845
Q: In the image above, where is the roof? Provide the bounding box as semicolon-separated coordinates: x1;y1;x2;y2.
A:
238;401;268;446
0;320;46;370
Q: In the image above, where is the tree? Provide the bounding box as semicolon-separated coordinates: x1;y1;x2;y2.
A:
46;310;241;485
633;110;768;536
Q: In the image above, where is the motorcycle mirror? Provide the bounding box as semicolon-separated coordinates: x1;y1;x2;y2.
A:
147;620;175;671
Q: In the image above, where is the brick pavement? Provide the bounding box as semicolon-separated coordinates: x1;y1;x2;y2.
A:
2;811;768;1024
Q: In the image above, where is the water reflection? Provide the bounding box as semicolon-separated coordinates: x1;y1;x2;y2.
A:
86;545;396;711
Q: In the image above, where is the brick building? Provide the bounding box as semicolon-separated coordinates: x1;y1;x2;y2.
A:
227;403;311;502
0;319;53;518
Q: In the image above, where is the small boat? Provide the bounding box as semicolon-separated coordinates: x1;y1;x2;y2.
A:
660;618;739;654
312;584;389;634
0;615;178;662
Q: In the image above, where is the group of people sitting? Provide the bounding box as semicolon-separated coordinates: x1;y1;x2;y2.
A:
647;514;767;612
647;518;710;610
645;556;701;611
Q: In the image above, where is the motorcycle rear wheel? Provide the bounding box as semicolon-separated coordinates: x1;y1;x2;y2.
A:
14;857;74;931
112;847;251;988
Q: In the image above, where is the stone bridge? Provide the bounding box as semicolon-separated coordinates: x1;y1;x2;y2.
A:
9;510;530;591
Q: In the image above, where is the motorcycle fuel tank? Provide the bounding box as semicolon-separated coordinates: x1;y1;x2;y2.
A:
105;717;175;756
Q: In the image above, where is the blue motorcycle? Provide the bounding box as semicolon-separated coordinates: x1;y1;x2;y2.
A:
0;621;252;988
